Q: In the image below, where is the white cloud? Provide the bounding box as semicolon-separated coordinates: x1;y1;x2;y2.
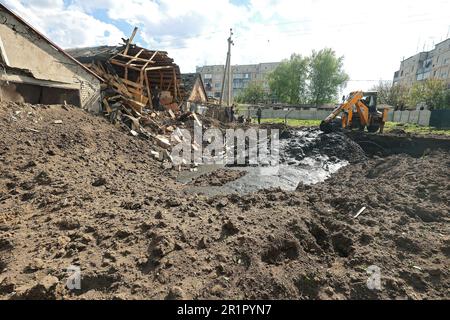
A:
2;0;449;92
1;0;125;47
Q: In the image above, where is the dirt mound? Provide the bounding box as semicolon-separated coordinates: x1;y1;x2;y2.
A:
283;128;367;164
191;169;246;186
0;102;448;300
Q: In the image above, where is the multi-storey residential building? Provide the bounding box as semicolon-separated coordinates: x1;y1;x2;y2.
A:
196;62;280;99
393;38;450;87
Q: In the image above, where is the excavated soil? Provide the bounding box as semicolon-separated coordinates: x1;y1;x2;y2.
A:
190;169;247;187
0;102;449;300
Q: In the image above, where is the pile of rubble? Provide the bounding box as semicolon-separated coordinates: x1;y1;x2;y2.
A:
67;29;204;164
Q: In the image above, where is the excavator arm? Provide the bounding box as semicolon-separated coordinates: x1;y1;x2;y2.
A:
320;92;364;133
320;90;387;134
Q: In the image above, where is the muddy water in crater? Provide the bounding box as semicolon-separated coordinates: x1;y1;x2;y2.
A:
178;128;355;196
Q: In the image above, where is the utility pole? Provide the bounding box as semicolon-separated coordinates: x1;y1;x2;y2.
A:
220;28;234;106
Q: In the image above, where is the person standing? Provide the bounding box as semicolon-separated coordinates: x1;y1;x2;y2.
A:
256;107;262;125
230;105;235;122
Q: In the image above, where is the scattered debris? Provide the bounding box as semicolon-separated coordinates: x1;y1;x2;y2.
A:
354;206;367;219
66;29;220;168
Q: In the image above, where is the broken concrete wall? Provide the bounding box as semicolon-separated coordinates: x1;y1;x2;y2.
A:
0;8;101;112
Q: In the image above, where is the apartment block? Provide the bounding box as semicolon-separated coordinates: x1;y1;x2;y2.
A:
393;38;450;87
196;62;280;99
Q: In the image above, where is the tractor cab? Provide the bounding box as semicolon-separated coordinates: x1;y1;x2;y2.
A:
361;91;378;113
320;90;389;134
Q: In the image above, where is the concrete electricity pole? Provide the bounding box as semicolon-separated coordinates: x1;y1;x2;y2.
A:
220;28;234;106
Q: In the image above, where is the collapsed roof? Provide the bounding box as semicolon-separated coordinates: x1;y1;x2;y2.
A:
67;42;182;108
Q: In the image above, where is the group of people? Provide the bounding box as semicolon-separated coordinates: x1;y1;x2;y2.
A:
226;105;263;125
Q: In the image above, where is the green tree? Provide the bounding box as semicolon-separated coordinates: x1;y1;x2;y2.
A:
235;81;267;104
370;81;409;108
408;79;450;110
268;54;309;104
308;48;349;106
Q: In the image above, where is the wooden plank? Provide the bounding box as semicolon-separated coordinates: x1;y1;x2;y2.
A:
110;59;142;72
110;79;132;98
124;27;138;55
90;64;105;77
103;98;112;113
173;68;178;100
354;207;367;219
120;78;143;89
118;53;154;64
145;72;153;109
192;112;202;127
126;86;142;95
135;48;145;58
98;62;107;74
155;135;171;149
123;98;146;114
112;79;130;95
131;92;148;105
140;70;145;90
148;51;159;62
145;66;174;72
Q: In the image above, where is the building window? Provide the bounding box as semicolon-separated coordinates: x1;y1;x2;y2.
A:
214;92;221;98
204;74;212;80
215;82;221;88
423;58;432;69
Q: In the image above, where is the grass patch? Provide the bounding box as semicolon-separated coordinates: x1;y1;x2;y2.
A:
255;118;321;127
251;118;450;135
384;122;450;136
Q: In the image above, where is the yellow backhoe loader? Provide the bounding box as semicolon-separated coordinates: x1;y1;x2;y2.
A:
320;91;389;134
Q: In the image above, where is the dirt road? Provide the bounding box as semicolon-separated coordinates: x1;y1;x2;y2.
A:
0;102;448;300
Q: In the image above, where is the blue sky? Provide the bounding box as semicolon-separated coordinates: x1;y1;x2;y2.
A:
2;0;450;92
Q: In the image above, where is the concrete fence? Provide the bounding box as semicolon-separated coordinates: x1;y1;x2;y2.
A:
241;108;332;121
239;107;434;126
388;110;431;126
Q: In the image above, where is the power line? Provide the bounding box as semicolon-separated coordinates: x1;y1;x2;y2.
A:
150;12;448;45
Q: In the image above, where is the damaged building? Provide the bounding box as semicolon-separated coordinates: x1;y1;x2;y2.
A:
0;4;102;111
67;35;182;113
180;73;208;112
